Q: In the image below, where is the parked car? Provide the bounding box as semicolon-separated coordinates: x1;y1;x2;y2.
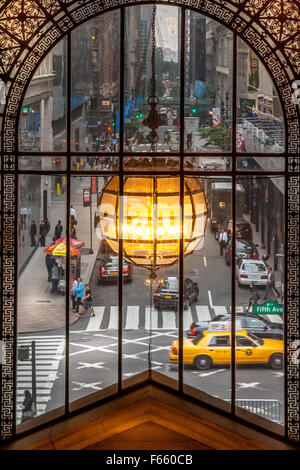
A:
153;277;199;311
98;256;132;284
187;314;283;340
224;217;253;242
236;259;268;287
225;239;259;265
169;329;283;370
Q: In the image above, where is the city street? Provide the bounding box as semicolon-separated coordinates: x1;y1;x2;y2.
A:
16;205;284;423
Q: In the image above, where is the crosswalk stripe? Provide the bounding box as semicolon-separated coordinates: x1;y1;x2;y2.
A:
86;306;105;331
183;307;193;330
125;306;139;329
145;307;158;330
161;310;176;329
213;306;228;316
108;306;118;329
195;305;211;322
229;306;245;314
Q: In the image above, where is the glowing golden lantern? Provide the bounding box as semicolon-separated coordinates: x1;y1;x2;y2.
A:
98;175;207;274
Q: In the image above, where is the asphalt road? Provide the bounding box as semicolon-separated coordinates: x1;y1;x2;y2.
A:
16;221;284;425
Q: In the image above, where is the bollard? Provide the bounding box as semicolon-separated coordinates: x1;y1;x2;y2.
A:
57;183;60;196
62;176;66;187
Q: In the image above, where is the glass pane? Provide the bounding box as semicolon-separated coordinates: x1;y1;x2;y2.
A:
71;11;120;152
124;5;180;153
121;175;180;387
17;174;66;428
184;156;232;171
18;39;67;152
235;176;284;426
237;38;285;153
183;176;231;410
19;156;66;171
69;176;118;405
184;12;233;152
71;155;119;171
236;156;285;171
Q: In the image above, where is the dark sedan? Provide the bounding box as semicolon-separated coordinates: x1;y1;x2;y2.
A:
188;314;283;340
98;256;132;284
225;217;253;242
153;277;199;311
225;239;259;265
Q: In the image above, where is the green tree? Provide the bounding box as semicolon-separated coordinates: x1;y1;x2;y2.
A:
199;126;231;152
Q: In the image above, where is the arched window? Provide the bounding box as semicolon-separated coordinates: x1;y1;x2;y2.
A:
0;1;298;444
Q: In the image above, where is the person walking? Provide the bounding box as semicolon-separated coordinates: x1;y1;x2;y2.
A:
264;266;280;300
247;282;260;312
45;217;51;235
20;390;35;423
39;219;47;246
70;206;77;226
54;220;63;241
219;228;228;256
72;277;84;313
70;276;78;311
45;254;55;282
78;283;94;316
30;220;37;246
51;261;60;294
70;226;77;239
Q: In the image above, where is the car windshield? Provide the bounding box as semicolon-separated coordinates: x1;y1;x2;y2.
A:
237;241;252;253
162;279;178;290
247;331;264;345
242;262;265;272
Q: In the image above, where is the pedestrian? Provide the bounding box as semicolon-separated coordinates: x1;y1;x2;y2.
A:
70;226;77;239
72;277;84;313
45;217;51;234
20;390;35;423
45;254;55;282
70;205;77;227
219;228;228;256
70;276;78;311
264;266;280;300
247;282;260;312
54;220;63;241
51;261;60;294
30;220;37;246
78;283;94;316
39;219;47;246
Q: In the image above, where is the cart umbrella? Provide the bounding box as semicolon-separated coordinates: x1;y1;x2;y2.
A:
54;237;85;249
44;242;80;256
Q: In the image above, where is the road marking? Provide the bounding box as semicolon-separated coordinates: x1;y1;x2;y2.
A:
213;306;228;316
108;306;118;329
125;305;139;329
183;307;193;330
161;310;176;329
145;307;158;330
195;305;211;322
86;306;105;331
208;290;213;308
197;369;226;377
203;256;207;267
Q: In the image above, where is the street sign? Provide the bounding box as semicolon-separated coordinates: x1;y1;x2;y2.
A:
253;301;284;315
83;188;91;207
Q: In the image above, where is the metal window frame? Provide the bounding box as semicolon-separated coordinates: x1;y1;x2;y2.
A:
0;1;299;445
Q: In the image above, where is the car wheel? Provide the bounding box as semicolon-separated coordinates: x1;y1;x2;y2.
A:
194;355;212;370
269;353;283;370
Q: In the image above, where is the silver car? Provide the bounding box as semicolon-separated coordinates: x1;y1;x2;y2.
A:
236;259;268;287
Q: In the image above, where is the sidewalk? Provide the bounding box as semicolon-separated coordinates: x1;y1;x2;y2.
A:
18;179;101;334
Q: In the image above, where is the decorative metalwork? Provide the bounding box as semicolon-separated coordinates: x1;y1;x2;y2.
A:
0;0;299;443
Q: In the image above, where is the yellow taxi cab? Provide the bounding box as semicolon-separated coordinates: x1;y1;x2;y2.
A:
169;328;283;370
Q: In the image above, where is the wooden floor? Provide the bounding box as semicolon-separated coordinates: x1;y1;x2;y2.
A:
1;385;297;450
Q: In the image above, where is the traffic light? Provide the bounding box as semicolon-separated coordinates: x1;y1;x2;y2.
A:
112;122;116;127
75;141;79;151
192;107;197;113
